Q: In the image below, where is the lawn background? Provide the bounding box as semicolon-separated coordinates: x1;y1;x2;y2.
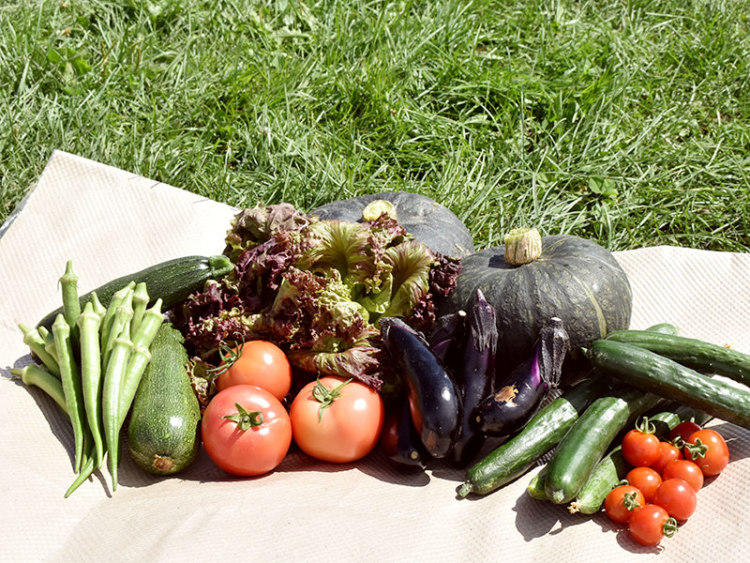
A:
2;0;749;252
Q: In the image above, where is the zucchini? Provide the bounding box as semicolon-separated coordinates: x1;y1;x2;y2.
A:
127;323;201;475
37;255;233;330
542;385;661;504
644;323;679;335
458;376;606;498
589;339;750;429
605;329;750;387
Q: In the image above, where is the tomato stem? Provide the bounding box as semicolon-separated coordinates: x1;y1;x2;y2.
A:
663;517;679;538
223;402;264;430
684;437;709;460
312;377;352;422
635;416;656;435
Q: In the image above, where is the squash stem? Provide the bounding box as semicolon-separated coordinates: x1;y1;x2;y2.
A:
504;227;543;266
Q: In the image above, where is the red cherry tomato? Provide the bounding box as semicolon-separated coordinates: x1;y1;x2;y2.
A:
626;466;662;503
662;459;704;492
628;504;678;546
669;421;703;446
651;441;684;475
201;384;292;476
653;478;697;521
604;485;645;524
622;423;661;467
684;428;729;477
217;340;292;401
290;376;385;463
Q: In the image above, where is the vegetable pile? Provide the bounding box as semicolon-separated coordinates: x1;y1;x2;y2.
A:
11;190;750;553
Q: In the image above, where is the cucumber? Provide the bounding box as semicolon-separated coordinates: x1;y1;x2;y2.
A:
458;376;606;498
590;339;750;429
644;323;679;335
605;329;750;387
542;385;661;504
127;323;201;475
37;255;233;330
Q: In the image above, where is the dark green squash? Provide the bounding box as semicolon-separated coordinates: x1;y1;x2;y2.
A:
441;228;632;372
310;191;475;259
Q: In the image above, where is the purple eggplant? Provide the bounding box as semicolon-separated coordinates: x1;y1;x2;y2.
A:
477;317;569;437
381;394;430;469
428;310;467;365
381;317;461;459
450;289;497;467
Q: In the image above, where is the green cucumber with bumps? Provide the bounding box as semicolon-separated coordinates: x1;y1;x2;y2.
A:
127;323;201;475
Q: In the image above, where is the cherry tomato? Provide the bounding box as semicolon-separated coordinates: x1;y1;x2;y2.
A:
626;466;662;503
662;459;704;492
217;340;292;401
202;384;292;476
653;478;697;521
684;428;729;477
604;485;645;524
622;424;661;467
628;504;678;546
669;420;703;446
290;376;385;463
651;441;684;475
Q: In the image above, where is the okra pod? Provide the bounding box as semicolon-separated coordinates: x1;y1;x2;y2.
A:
60;261;81;342
102;289;134;369
11;364;68;414
78;302;105;468
19;323;60;377
130;282;149;335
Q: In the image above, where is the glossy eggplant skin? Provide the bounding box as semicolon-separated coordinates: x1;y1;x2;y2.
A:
381;394;429;468
428;310;466;366
381;317;461;459
450;290;497;467
477;318;569;438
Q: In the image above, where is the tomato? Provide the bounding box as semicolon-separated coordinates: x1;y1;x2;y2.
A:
217;340;292;401
622;425;661;468
625;466;662;503
662;459;704;492
684;428;729;477
604;485;645;524
290;376;385;463
202;384;292;476
669;421;703;446
628;504;678;546
653;478;697;521
651;441;684;475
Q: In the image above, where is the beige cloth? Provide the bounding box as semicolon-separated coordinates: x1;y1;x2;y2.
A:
1;151;748;562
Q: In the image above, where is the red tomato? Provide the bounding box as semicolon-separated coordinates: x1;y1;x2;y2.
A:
669;421;703;446
628;504;678;546
622;427;661;468
202;384;292;476
626;466;662;503
217;340;292;401
662;459;704;492
684;428;729;477
290;376;385;463
653;478;697;521
604;485;645;524
651;441;684;475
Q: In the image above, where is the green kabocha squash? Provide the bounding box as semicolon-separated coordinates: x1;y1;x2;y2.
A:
441;228;632;371
310;191;475;259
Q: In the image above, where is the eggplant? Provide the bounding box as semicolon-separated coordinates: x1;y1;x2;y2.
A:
450;290;497;467
477;317;569;437
380;317;461;459
428;310;467;365
380;394;430;469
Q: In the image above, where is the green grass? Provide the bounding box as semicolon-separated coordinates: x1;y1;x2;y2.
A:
2;0;749;252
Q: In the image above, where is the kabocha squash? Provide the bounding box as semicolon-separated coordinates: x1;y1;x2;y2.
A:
310;191;475;259
442;228;632;371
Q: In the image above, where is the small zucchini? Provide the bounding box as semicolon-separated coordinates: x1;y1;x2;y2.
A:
38;255;233;330
127;323;201;475
605;329;750;387
589;339;750;429
458;376;606;498
542;385;661;505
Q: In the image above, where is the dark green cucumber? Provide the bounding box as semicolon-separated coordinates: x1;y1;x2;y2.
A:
644;323;679;335
127;323;201;475
605;329;750;386
589;339;750;429
458;377;607;497
37;255;233;330
543;385;661;504
527;464;551;500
